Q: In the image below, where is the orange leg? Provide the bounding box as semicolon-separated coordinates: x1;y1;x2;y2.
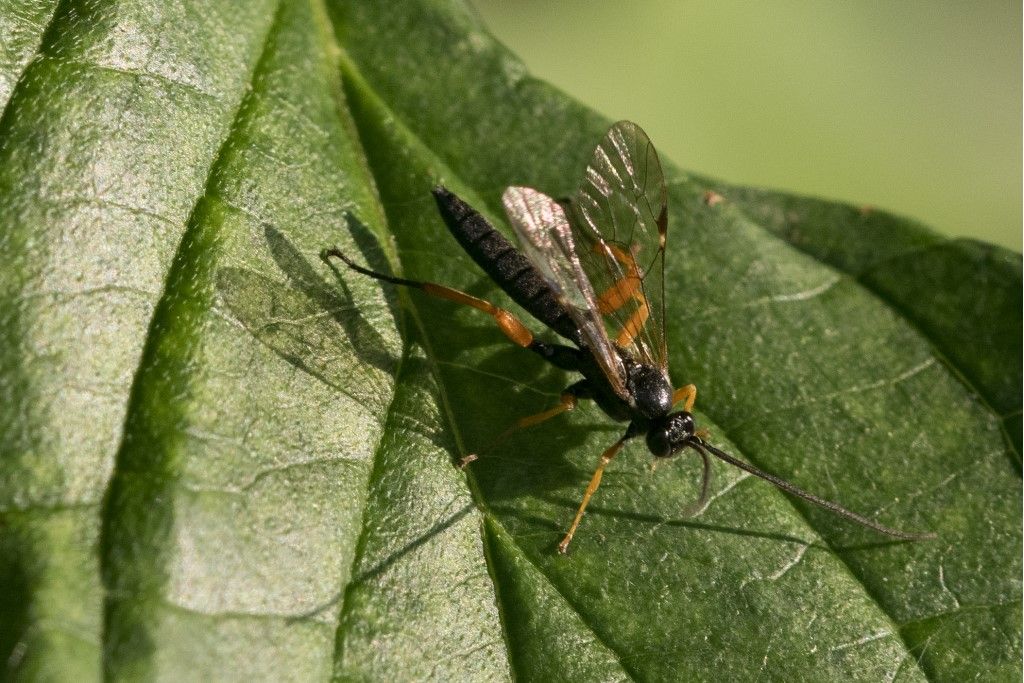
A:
460;392;577;468
421;283;533;347
595;274;643;314
509;392;577;430
595;271;649;348
323;247;535;348
592;242;651;348
558;437;628;554
672;384;697;412
594;242;643;315
614;296;649;348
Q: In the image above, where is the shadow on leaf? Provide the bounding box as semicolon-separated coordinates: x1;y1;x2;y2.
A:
215;224;399;420
500;504;831;553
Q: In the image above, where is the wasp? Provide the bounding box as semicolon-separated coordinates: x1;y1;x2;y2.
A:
324;121;933;553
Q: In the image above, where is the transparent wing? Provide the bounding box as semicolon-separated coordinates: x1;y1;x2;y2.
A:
568;120;669;370
502;185;629;399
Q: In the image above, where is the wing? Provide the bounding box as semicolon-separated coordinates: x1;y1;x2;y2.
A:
502;185;629;400
568;120;669;370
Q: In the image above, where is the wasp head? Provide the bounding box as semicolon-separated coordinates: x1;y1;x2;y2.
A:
646;411;696;458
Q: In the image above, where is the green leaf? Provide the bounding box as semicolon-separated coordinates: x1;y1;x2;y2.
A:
0;1;1018;681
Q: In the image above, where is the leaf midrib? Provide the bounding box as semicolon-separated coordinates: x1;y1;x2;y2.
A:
313;19;640;679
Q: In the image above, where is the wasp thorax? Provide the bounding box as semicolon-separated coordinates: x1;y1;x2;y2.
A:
626;362;672;419
646;411;695;458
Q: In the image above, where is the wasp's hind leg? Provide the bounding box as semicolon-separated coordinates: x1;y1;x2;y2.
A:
460;379;592;468
323;247;587;466
322;247;537;348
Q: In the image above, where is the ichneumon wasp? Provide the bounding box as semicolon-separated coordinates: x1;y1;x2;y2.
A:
323;121;935;553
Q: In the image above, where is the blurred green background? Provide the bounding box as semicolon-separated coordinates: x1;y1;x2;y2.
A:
472;1;1022;251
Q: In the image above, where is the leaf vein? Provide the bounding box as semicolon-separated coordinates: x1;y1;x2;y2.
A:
96;0;287;671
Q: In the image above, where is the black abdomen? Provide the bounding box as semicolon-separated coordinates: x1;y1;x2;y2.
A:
433;187;580;343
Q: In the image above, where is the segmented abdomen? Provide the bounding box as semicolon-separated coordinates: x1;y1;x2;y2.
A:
433;187;580;344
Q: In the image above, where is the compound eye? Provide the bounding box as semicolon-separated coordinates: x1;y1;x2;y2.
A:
646;428;672;458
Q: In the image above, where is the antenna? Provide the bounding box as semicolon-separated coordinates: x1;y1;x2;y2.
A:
691;439;936;541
